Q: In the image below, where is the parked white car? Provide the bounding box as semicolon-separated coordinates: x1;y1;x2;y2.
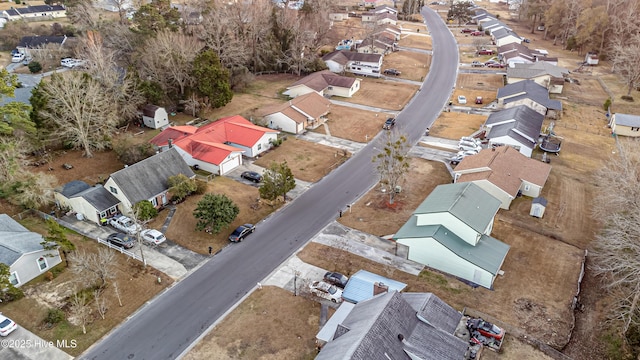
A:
457;95;467;104
11;53;25;63
109;215;141;235
0;313;18;337
60;58;86;68
459;139;480;148
309;281;343;303
459;143;481;152
458;149;479;157
460;137;481;145
140;229;167;246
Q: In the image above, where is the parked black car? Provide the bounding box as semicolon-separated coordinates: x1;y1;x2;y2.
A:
383;117;396;130
383;68;401;76
106;233;135;249
324;272;349;288
228;224;256;242
241;171;263;183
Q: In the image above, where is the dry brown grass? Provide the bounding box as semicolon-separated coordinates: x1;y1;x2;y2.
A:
397;33;432;50
453;72;504;107
429;112;487;139
0;216;172;357
313;104;385;143
253;137;349;183
345;77;420;110
382;50;431;82
183;286;319;360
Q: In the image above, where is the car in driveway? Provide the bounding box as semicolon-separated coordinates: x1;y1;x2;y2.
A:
459;142;481;152
471;61;484;67
467;318;505;340
457;95;467;104
0;313;18;337
457;149;480;157
241;171;262;183
106;233;136;249
475;96;483;104
486;63;505;68
383;68;401;76
140;229;167;246
477;49;495;55
323;272;349;288
11;53;25;63
470;31;483;36
109;215;140;235
461;28;474;33
383;117;396;130
309;281;343;303
228;223;256;242
449;154;465;165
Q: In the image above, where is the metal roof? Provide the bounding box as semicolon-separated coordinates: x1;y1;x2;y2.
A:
341;270;407;304
613;113;640;127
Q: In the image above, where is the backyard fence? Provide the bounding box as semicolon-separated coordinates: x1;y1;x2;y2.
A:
97;237;147;265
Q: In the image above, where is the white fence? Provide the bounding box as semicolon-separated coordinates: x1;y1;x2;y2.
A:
97;237;147;266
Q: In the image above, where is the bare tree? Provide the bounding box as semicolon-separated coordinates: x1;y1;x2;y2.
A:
71;291;91;334
372;130;410;205
36;73;120;157
94;289;108;320
610;34;640;96
69;248;116;288
195;2;251;68
113;281;123;307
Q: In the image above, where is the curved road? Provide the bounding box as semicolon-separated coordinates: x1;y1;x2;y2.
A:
82;6;458;360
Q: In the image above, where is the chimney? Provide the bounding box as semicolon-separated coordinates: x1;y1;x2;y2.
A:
168;138;173;148
373;282;389;296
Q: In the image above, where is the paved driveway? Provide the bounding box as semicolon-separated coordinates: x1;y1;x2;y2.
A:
0;326;73;360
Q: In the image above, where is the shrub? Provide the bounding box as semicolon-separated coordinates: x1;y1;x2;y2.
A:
133;200;158;221
195;180;208;195
45;271;54;281
603;98;612;111
28;61;42;73
46;308;65;325
621;95;634;102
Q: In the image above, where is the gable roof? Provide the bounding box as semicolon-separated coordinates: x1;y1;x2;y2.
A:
57;180;91;198
492;27;520;41
455;146;552;196
341;270;407;304
485;105;545;148
414;182;501;233
142;104;163;117
17;35;66;48
108;147;195;204
613;113;640;127
0;214;46;266
259;92;331;123
497;80;563;110
317;291;467;360
149;125;197;147
508;61;569;79
322;50;383;65
71;185;121;211
4;4;65;16
288;70;357;92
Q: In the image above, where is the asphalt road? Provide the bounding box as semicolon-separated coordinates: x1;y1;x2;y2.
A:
81;6;458;360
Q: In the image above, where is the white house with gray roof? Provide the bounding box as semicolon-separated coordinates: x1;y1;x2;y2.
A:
482;105;545;157
316;291;468;360
0;214;61;287
322;50;383;78
104;148;195;214
54;181;121;225
497;79;563;119
609;113;640;137
393;183;510;289
491;28;522;47
507;62;569;93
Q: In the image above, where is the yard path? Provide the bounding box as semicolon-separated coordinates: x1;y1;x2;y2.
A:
329;99;399;114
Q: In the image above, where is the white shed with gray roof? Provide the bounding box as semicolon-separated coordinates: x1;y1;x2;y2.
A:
0;214;61;287
610;113;640;137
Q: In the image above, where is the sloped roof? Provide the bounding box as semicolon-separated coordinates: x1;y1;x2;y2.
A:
149;125;197;147
497;80;563;110
455;146;552;197
17;35;66;48
0;214;46;266
341;270;407;304
288;70;357;92
485;105;545;146
109;147;195;204
317;291;467;360
322;50;383;65
72;185;121;211
142;104;162;118
508;62;569;79
259;92;331;122
414;183;502;234
492;27;520;40
4;4;65;16
402;293;462;334
613;113;640;127
56;180;90;197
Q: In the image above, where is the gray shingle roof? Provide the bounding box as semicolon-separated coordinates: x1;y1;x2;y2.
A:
507;62;569;79
4;4;65;16
322;50;383;65
497;80;563;110
0;214;45;266
57;180;90;197
109;148;195;204
413;182;502;233
17;35;66;48
613;113;640;127
317;291;468;360
73;186;121;211
492;27;520;40
485;105;545;147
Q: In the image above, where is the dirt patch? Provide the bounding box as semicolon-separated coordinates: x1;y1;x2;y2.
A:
344;78;420;111
29;149;125;188
253;137;349;183
0;215;172;357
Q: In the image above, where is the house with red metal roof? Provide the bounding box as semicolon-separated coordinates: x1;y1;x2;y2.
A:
150;115;279;175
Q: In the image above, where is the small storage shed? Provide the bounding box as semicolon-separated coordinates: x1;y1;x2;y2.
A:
530;197;548;218
142;104;169;129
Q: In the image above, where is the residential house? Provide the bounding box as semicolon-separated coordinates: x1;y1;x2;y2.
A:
93;0;134;12
358;0;380;8
260;92;331;134
362;11;397;25
491;28;522;47
372;5;398;15
498;43;558;67
322;51;383;78
316;291;468;359
506;62;569;93
283;70;362;97
54;181;121;224
394;182;510;289
151;116;279;174
472;9;495;24
141;104;169;129
357;35;396;54
104;148;196;213
16;35;67;57
482;105;545;157
609;113;640;137
171;3;203;25
382;24;402;41
0;214;62;288
480;19;510;33
1;5;66;21
341;270;407;304
329;12;349;21
453;146;552;209
497;79;563;118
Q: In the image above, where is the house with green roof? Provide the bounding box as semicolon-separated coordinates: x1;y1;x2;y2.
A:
393;183;510;289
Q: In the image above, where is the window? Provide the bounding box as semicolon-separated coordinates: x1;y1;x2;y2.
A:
9;272;19;286
257;143;262;151
524;185;531;191
110;207;117;215
37;257;48;271
110;186;118;194
632;127;639;131
99;211;107;219
151;197;158;207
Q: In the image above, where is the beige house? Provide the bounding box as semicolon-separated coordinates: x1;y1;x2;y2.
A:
609;113;640;137
55;181;121;224
1;5;66;21
283;70;361;98
329;12;349;21
260;92;331;134
453;146;552;209
506;62;569;94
